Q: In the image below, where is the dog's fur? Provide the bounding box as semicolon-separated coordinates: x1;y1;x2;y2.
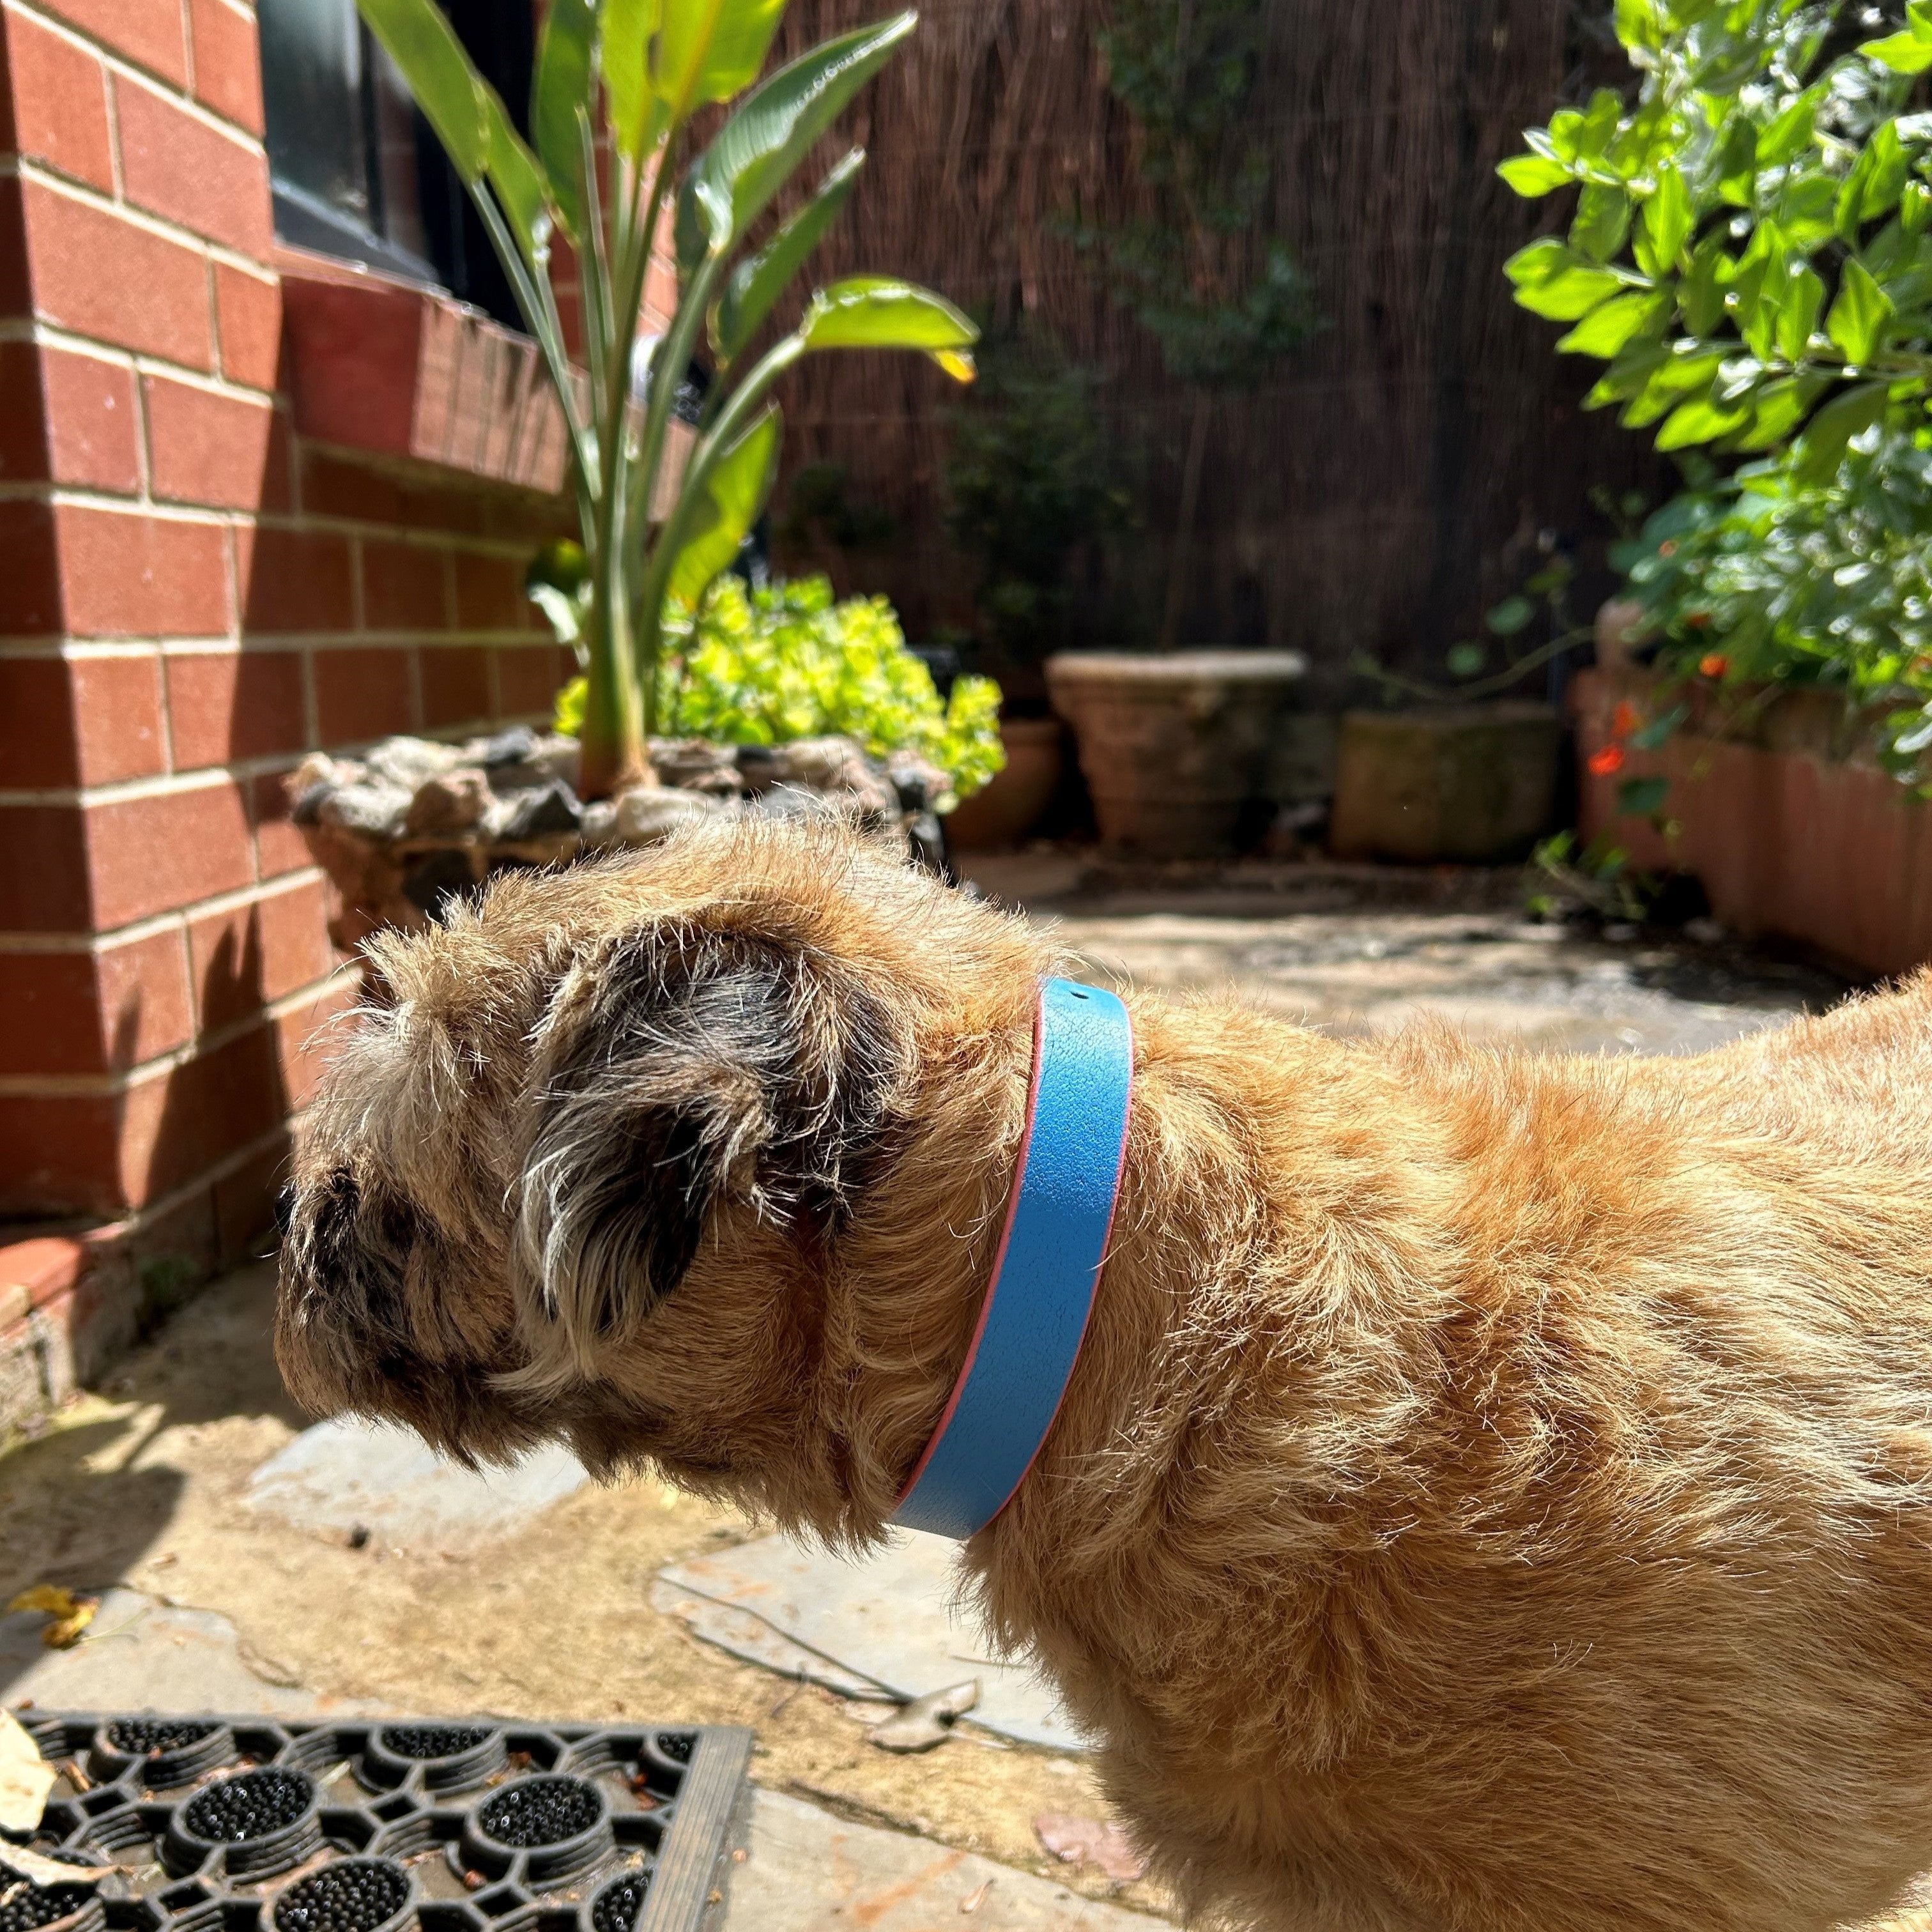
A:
277;818;1932;1932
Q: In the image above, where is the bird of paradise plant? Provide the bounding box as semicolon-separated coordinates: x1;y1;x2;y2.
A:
357;0;978;799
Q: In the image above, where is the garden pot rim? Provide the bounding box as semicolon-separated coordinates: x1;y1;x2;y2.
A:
1045;648;1311;684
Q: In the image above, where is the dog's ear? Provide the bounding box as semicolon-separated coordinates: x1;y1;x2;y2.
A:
517;917;908;1362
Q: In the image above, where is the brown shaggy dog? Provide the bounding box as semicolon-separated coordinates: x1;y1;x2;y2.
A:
276;816;1932;1932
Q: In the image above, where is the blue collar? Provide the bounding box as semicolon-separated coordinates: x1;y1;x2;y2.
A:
891;977;1135;1541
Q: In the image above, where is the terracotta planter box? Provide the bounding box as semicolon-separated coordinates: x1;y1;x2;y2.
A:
1573;666;1932;977
1330;704;1561;864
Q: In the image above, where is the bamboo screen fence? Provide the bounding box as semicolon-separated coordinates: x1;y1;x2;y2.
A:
762;0;1663;687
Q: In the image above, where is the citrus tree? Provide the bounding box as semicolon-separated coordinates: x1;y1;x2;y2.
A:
359;0;978;798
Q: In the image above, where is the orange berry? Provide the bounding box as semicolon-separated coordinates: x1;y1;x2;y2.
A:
1588;744;1627;777
1612;700;1639;738
1699;653;1728;678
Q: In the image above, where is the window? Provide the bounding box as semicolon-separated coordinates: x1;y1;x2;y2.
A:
257;0;533;329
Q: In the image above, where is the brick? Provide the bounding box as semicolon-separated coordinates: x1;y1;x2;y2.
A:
236;525;353;633
21;178;212;369
362;538;450;632
0;1236;87;1315
0;176;26;319
213;261;280;390
314;646;415;746
143;372;275;509
298;450;486;534
86;778;254;928
3;9;114;192
35;0;187;87
187;0;263;135
0;653;166;788
0;1094;123;1216
0;341;47;481
497;643;567;720
70;652;167;783
0;928;192;1077
214;1132;289;1267
0;499;63;636
40;343;141;491
113;74;272;256
57;504;229;638
0;802;89;931
128;1018;286;1203
188;874;332;1032
418;645;491;730
249;765;310;878
167;647;306;767
455;553;526;632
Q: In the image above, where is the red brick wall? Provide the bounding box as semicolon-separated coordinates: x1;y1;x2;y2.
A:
0;0;581;1409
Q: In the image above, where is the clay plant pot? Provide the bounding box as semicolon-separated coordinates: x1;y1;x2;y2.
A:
943;717;1065;851
1328;703;1561;864
1045;651;1310;858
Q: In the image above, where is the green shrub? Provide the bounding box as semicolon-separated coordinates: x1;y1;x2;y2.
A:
557;577;1007;809
1619;429;1932;778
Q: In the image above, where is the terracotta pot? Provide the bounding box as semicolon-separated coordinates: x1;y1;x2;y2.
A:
1329;704;1561;864
944;717;1065;851
1045;650;1310;858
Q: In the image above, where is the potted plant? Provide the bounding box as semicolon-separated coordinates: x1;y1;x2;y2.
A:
940;326;1129;849
297;0;1004;935
1047;0;1320;859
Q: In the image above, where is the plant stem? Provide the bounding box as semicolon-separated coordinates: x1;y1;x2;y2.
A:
1160;390;1211;650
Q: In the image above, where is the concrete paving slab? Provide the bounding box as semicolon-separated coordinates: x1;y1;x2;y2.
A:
730;1789;1165;1931
657;1533;1087;1751
1;1589;381;1717
245;1418;588;1553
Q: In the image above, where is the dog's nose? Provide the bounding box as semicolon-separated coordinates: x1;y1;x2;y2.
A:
273;1181;297;1239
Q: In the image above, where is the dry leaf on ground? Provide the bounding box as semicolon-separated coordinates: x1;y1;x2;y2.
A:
0;1844;109;1890
1033;1811;1148;1884
7;1585;98;1649
0;1711;57;1835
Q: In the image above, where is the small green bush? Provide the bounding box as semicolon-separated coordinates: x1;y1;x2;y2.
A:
1620;429;1932;781
557;576;1006;809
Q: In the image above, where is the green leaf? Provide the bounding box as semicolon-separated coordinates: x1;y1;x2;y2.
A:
1547;109;1588;164
1656;394;1750;449
357;0;489;178
1486;595;1536;637
532;0;594;236
1777;263;1825;360
1678;235;1734;334
1731;372;1829;450
1446;643;1488;677
654;0;790;118
678;13;917;264
667;406;784;610
1741;252;1789;360
1557;289;1668;356
1572;182;1632;263
1828;258;1894;364
1615;0;1662;54
1862;26;1932;72
1792;378;1889;481
1715;116;1758;206
1618;776;1671;816
1504;238;1636;321
1579;89;1623;160
482;93;553;268
1498;151;1574;196
602;0;661;157
1904;180;1932;236
714;147;864;360
1639;164;1694;275
1629;703;1687;751
1758;93;1818;167
1585;339;1670;408
1621;344;1721;427
798;277;978;371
